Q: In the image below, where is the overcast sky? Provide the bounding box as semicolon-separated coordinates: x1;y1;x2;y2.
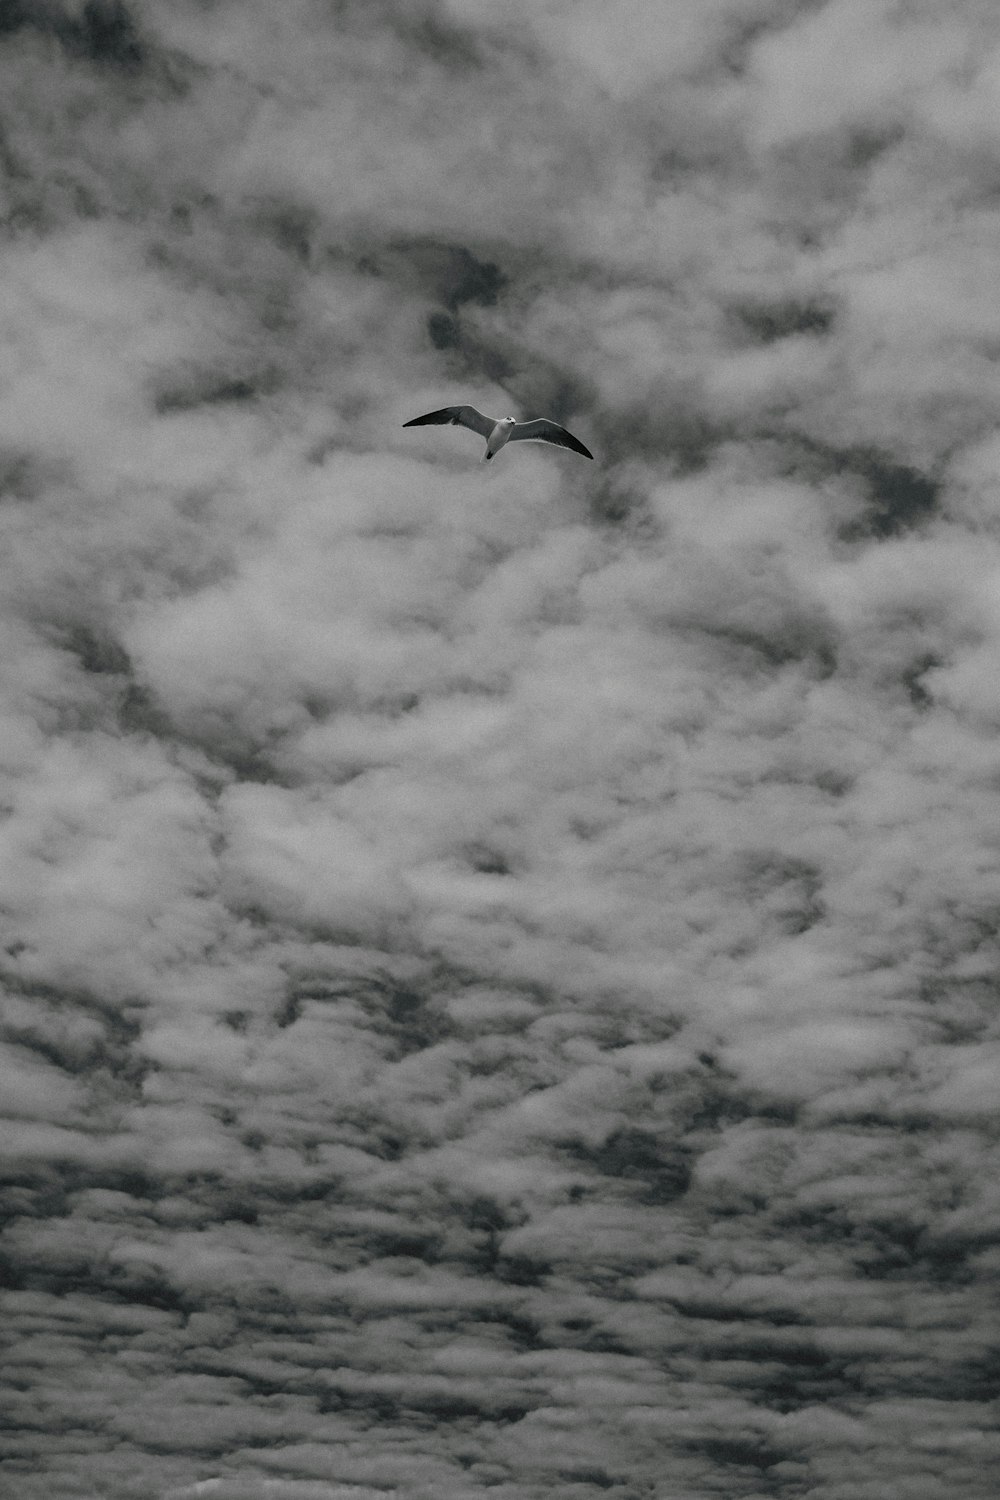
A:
2;2;1000;1498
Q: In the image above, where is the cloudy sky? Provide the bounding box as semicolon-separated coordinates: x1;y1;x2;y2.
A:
3;2;1000;1497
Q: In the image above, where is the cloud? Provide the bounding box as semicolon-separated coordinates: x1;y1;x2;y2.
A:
2;2;1000;1499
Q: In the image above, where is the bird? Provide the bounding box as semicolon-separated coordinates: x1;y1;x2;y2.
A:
403;405;593;462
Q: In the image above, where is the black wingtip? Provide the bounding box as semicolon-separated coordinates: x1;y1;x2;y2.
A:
403;409;452;428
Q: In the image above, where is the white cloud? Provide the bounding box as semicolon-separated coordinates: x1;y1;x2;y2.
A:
748;0;969;148
2;3;1000;1499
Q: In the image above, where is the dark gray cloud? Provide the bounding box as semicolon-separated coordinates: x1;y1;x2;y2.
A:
0;0;146;72
2;2;1000;1498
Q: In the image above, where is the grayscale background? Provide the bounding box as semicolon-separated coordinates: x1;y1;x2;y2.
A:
2;3;999;1498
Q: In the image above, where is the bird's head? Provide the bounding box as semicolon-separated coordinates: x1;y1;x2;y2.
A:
504;416;517;426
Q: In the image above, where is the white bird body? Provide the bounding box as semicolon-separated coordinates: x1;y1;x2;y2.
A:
485;416;517;462
404;405;593;462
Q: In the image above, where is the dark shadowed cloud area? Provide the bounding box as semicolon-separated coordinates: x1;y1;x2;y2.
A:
3;2;1000;1497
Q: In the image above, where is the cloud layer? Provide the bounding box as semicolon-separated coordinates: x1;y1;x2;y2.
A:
2;2;1000;1497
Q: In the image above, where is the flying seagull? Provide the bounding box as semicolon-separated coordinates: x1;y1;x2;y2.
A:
404;405;593;462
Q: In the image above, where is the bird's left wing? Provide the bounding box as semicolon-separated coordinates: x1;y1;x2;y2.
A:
509;419;593;459
403;406;495;439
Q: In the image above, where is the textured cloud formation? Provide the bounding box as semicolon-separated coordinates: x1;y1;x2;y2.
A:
3;2;1000;1498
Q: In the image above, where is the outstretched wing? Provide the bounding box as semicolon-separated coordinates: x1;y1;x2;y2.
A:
509;418;593;460
403;406;495;439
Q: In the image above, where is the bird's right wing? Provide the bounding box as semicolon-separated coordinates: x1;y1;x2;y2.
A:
403;406;495;438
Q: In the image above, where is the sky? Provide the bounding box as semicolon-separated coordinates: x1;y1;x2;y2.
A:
2;1;1000;1497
